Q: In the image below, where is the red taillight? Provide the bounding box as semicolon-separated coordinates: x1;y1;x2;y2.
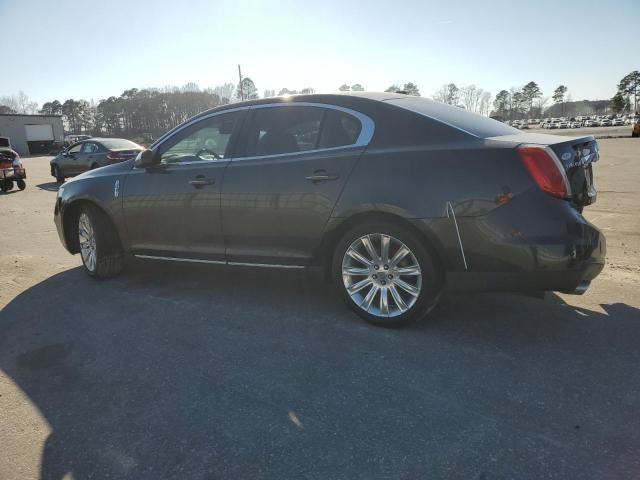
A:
518;146;569;198
107;152;127;161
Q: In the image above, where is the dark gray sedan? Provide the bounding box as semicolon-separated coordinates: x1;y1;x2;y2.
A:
50;138;142;183
53;93;605;327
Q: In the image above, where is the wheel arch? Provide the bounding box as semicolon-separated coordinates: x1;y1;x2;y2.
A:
62;199;123;254
316;210;447;283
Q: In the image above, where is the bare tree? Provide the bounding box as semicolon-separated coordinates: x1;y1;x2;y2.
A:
213;83;235;103
460;85;485;112
433;84;459;105
1;91;39;114
479;91;492;116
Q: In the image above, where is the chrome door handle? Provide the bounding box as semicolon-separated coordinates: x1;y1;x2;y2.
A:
306;173;339;183
189;178;215;187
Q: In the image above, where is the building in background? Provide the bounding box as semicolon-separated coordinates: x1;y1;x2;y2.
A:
0;114;64;156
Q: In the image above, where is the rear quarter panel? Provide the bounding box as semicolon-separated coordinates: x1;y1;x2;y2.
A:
333;139;532;220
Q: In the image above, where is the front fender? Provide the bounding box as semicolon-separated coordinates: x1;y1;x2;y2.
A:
55;171;127;253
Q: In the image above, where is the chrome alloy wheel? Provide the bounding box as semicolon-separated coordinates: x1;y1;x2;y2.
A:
341;233;422;318
78;212;97;272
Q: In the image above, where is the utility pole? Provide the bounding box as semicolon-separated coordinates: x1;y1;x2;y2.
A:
238;64;244;101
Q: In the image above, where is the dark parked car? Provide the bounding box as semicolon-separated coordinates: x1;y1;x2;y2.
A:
50;138;143;183
53;93;605;327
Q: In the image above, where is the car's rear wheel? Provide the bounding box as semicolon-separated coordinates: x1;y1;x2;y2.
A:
78;205;125;279
333;223;441;328
53;165;65;183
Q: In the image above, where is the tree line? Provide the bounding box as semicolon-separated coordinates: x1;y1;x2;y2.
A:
0;70;636;140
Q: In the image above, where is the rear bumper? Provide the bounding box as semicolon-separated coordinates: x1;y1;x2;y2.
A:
412;190;606;294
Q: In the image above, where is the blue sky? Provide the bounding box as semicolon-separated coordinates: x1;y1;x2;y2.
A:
2;0;638;105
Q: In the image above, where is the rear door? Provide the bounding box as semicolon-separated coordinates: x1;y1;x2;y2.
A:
221;103;372;265
78;142;100;170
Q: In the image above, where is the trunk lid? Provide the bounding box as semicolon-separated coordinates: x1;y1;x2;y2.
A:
488;132;599;207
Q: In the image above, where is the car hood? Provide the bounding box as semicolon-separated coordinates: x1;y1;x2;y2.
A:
65;158;135;184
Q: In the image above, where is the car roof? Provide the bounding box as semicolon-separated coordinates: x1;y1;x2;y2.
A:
168;92;517;144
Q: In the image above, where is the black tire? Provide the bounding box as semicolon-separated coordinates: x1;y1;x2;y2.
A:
78;204;125;279
90;163;98;170
332;222;442;328
1;180;13;192
53;165;65;184
16;179;26;190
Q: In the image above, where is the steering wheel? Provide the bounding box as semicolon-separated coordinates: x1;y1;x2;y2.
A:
195;149;221;160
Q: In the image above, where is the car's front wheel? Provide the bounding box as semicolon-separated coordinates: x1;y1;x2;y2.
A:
78;205;125;279
53;165;65;184
333;223;442;328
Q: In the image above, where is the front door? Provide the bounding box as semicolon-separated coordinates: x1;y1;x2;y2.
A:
222;104;366;265
122;110;244;258
59;142;83;175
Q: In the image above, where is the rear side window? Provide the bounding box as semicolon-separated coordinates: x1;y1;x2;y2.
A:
245;106;323;156
242;105;363;157
318;110;361;149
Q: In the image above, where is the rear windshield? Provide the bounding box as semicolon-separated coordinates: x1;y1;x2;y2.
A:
386;97;519;138
100;139;141;150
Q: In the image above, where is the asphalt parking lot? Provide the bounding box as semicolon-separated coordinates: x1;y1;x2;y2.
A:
1;137;639;479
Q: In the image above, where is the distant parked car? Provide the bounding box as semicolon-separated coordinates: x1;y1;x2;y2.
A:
583;119;599;127
569;121;581;128
519;121;529;129
599;119;612;127
50;138;143;183
611;118;625;126
64;134;92;146
557;120;569;129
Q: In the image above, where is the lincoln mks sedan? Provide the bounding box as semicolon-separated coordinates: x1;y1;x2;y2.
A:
54;92;605;327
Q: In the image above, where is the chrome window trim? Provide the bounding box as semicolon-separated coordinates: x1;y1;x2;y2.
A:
147;102;375;166
230;144;362;162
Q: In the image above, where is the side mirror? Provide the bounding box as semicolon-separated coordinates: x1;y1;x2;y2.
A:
135;149;159;168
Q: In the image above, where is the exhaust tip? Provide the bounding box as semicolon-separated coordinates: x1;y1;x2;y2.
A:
565;280;590;295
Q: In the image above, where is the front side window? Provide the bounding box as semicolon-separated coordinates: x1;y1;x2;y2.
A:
160;111;240;164
244;106;324;157
68;143;82;154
